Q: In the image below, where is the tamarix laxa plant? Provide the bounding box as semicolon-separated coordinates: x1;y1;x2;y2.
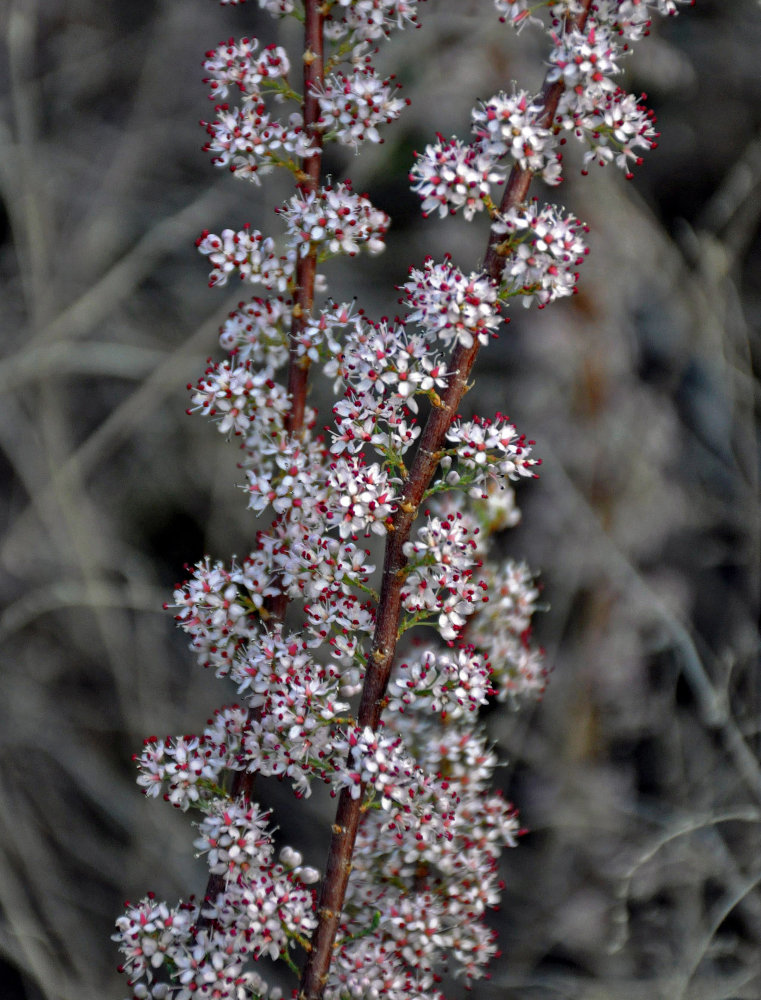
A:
113;1;694;998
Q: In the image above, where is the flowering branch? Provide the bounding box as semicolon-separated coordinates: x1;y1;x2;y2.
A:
114;2;694;999
198;0;329;921
298;7;595;995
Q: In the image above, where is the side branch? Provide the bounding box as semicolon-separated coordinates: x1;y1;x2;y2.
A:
198;0;327;928
298;3;593;997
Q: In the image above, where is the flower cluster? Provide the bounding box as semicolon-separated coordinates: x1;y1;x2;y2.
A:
470;558;548;699
277;181;389;259
116;805;319;999
313;67;409;149
442;412;539;495
472;88;562;184
410;0;694;233
217;296;290;366
335;710;521;994
170;553;276;674
401;508;486;641
202;106;316;181
325;0;424;41
115;1;694;999
402;256;502;350
203;37;291;104
493;201;590;306
387;645;494;719
409;135;502;221
201;36;315;182
195;227;294;290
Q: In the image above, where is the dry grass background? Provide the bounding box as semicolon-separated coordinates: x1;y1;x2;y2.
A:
1;1;760;998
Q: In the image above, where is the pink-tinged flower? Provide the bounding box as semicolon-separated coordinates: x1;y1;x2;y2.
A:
548;23;622;91
188;358;290;437
492;202;589;307
196;226;295;290
567;87;660;177
468;559;548;701
472;88;562;184
193;797;274;879
401;509;484;641
113;897;195;982
493;0;543;30
387;646;494;719
325;456;397;537
218;295;290;367
169;553;277;674
313;66;409;149
254;0;297;15
135;735;227;811
203;105;317;181
410;135;502;219
325;0;424;42
443;412;540;494
402;257;501;349
278;181;389;258
203;37;290;104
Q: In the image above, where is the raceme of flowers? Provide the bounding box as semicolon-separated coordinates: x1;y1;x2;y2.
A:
115;2;693;999
411;0;694;227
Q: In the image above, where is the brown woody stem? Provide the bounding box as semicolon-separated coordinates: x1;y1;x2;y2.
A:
297;2;593;997
197;0;326;930
284;0;324;441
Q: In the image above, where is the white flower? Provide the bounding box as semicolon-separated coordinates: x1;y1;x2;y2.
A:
202;37;290;105
387;646;493;719
278;181;389;258
325;456;397;537
444;412;539;492
313;66;408;149
401;509;484;641
493;0;543;30
196;227;295;290
472;88;561;184
194;797;274;878
325;0;423;42
410;136;502;220
492;202;589;307
203;106;317;181
403;257;501;349
547;23;622;91
217;295;290;368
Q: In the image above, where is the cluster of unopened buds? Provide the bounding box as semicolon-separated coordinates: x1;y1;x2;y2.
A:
114;1;693;998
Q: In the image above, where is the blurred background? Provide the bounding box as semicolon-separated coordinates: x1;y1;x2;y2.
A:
1;0;760;998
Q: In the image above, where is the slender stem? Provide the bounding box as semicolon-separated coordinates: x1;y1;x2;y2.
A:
285;0;324;439
297;3;594;997
197;0;326;929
